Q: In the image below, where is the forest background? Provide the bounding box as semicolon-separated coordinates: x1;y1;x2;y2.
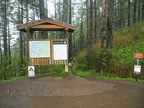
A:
0;0;144;81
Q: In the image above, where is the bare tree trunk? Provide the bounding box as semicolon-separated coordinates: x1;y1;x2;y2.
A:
138;0;141;23
7;18;11;66
89;0;93;47
142;0;144;21
80;16;84;50
86;0;92;69
128;0;131;27
94;0;97;42
100;0;107;72
106;0;114;48
39;0;48;39
2;0;8;79
68;0;72;61
133;0;137;24
54;0;57;19
62;0;68;22
18;0;24;76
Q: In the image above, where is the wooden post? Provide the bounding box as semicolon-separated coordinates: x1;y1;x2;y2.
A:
65;64;68;72
65;28;69;72
65;28;69;38
25;28;33;39
26;28;33;66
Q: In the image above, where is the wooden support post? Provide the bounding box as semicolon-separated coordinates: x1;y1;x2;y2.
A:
65;28;69;72
65;28;69;38
25;28;33;39
26;28;34;65
65;64;68;72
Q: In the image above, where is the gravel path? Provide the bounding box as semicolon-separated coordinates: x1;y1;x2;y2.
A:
0;76;115;96
0;75;144;108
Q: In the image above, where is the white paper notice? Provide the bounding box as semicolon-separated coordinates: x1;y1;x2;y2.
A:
54;43;67;60
134;65;141;74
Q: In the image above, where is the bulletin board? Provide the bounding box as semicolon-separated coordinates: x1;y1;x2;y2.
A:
29;39;68;65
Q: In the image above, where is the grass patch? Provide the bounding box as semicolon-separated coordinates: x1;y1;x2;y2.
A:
54;77;63;80
75;70;95;77
95;72;144;82
0;76;27;83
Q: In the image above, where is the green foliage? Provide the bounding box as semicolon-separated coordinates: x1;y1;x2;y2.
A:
54;77;63;80
73;23;144;80
75;70;95;77
73;47;100;71
35;64;65;75
106;23;144;79
49;64;65;75
0;52;29;80
0;76;27;83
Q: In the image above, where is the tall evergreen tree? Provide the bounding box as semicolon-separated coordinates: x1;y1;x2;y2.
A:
106;0;114;48
138;0;141;23
100;0;107;71
62;0;68;22
1;0;9;79
128;0;131;27
133;0;137;24
39;0;48;39
94;0;97;42
142;0;144;21
68;0;72;61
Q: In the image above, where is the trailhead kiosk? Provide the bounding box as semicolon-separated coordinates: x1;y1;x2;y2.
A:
17;18;76;74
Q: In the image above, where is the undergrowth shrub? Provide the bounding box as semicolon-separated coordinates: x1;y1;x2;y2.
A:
33;64;65;75
73;46;100;74
106;23;144;79
73;23;144;79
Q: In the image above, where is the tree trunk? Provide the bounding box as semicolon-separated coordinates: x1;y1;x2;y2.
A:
8;18;11;66
62;0;68;22
133;0;137;24
68;0;72;61
80;16;84;50
54;0;57;19
94;0;97;42
2;0;8;79
18;0;24;76
86;0;90;69
128;0;131;27
39;0;48;39
142;0;144;21
106;0;114;48
89;0;93;47
100;0;107;72
138;0;140;23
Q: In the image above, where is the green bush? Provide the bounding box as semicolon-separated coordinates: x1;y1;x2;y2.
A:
49;64;65;75
73;47;100;72
73;23;144;79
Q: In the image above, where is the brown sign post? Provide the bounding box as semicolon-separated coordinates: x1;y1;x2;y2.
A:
133;53;143;81
133;53;143;59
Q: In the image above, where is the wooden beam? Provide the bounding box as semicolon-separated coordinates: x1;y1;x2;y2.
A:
17;18;76;32
30;25;64;29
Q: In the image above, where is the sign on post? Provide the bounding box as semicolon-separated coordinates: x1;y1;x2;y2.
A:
133;53;143;59
28;66;35;77
134;65;141;74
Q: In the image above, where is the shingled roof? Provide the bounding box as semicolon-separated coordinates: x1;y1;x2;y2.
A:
17;18;76;32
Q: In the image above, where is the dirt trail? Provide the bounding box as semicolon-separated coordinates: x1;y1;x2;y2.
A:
0;75;144;108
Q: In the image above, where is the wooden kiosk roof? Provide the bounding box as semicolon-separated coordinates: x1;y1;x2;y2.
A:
17;18;76;32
